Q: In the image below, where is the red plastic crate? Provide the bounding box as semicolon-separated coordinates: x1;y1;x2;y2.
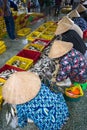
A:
83;30;87;39
0;64;24;79
17;49;41;64
32;38;51;48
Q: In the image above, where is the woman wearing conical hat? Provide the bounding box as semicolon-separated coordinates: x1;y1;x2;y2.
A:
2;71;69;129
55;16;87;55
48;40;87;84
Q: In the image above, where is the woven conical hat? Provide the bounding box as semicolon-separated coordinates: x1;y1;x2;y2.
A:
71;23;83;38
76;4;86;13
55;16;73;35
2;72;41;105
68;9;80;19
48;40;73;59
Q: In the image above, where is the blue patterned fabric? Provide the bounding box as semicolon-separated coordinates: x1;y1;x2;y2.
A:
16;83;69;130
72;17;87;31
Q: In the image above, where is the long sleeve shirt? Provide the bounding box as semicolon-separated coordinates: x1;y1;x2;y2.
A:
16;83;69;129
56;48;87;83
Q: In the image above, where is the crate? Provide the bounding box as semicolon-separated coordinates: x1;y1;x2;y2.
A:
24;43;45;52
32;38;51;48
0;78;6;109
36;27;45;32
0;64;24;79
45;21;56;25
32;31;41;36
46;27;57;32
0;41;5;46
64;84;84;102
0;86;3;109
6;56;33;70
43;30;55;35
17;28;31;36
17;49;41;64
83;30;87;39
26;32;40;42
39;34;54;40
0;47;6;54
41;22;55;28
37;26;46;31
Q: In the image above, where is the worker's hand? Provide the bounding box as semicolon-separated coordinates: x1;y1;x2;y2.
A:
52;64;59;77
51;77;56;83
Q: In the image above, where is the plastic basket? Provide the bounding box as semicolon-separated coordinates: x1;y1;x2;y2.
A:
73;82;87;90
32;38;51;48
26;32;40;42
6;56;33;70
0;41;5;46
24;43;45;52
0;78;6;108
64;94;81;102
36;27;45;32
17;28;31;36
39;34;54;40
43;30;55;35
0;86;3;108
37;26;46;31
0;78;6;86
0;47;6;54
64;84;84;102
83;30;87;39
17;49;41;64
0;64;24;79
46;27;57;32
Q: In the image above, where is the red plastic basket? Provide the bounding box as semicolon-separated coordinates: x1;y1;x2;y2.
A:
17;49;41;64
32;38;51;48
83;30;87;39
0;64;24;79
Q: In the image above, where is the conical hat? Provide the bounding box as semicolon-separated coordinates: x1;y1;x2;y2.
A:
71;23;83;38
2;72;41;105
68;9;80;19
55;16;73;35
76;4;86;13
48;40;73;59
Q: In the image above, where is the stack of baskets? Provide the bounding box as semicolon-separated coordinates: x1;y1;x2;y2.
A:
0;41;6;54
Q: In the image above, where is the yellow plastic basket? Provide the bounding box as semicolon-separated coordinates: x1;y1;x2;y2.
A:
46;27;57;32
65;84;84;98
6;56;34;70
0;41;5;47
0;45;6;54
0;78;6;109
17;28;31;36
24;43;45;52
0;47;6;54
0;87;3;108
33;31;41;36
26;32;40;42
39;34;54;40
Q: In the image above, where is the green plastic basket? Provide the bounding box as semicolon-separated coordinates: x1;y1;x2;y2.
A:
73;82;87;90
